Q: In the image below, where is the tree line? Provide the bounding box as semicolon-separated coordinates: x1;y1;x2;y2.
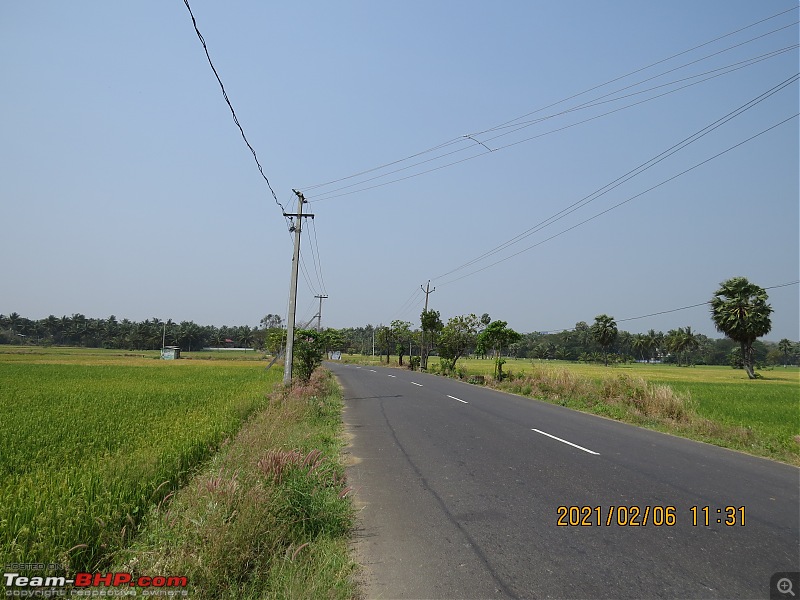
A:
3;279;797;374
0;312;287;353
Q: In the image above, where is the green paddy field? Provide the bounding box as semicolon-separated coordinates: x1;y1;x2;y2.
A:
0;347;279;571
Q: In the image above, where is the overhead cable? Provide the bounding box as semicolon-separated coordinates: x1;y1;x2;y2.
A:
538;280;799;334
310;45;798;202
302;7;797;199
437;111;799;286
432;73;799;282
181;0;288;219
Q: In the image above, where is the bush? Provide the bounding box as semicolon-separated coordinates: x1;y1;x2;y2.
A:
293;330;324;382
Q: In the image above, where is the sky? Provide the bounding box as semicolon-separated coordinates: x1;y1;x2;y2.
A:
1;1;798;341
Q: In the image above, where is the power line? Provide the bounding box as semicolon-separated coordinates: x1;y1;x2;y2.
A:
432;73;799;282
390;287;425;322
538;281;799;334
475;43;797;143
437;111;799;286
473;18;799;137
298;249;320;296
308;47;797;203
181;0;287;219
310;217;327;294
301;7;797;199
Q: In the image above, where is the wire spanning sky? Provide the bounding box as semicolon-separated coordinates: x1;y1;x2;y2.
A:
1;1;797;340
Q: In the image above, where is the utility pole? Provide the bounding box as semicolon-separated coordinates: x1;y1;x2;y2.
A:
283;190;314;385
420;280;436;370
314;294;328;332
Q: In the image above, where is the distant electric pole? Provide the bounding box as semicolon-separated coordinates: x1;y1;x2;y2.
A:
314;294;328;332
420;280;436;370
283;190;314;385
421;280;435;312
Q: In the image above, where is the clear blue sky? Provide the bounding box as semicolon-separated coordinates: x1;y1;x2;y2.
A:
1;1;798;340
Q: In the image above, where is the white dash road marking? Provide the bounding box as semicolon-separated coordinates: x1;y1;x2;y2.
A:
388;375;396;378
532;429;600;455
411;382;423;387
369;369;377;373
447;395;468;404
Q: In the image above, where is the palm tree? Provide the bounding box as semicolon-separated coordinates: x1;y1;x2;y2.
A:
6;312;21;333
237;326;255;349
632;334;648;361
591;314;618;366
665;329;683;365
710;277;772;380
682;326;699;366
645;329;662;362
778;339;794;367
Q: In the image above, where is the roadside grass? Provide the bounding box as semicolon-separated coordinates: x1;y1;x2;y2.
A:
0;348;278;572
115;368;355;600
339;353;384;367
339;354;800;465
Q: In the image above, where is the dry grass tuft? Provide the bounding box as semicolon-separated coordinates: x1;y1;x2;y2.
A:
495;365;695;425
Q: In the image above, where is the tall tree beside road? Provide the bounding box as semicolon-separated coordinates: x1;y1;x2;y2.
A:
476;320;522;379
591;314;618;366
437;314;481;374
376;324;393;364
420;309;443;370
710;277;772;379
391;320;413;366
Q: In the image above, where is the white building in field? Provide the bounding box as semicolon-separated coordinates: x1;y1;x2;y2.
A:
160;346;181;360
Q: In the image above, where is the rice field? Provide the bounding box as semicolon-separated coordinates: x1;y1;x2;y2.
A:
0;347;279;573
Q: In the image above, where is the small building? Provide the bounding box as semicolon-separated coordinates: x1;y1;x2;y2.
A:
161;346;181;360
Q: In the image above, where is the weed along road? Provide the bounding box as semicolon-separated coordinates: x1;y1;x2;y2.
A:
327;362;800;599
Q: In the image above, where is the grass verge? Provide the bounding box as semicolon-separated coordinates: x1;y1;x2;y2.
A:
114;368;356;599
488;364;798;465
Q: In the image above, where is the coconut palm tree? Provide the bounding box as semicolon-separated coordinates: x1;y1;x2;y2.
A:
778;339;794;367
682;326;699;366
710;277;772;380
632;334;648;361
591;314;618;366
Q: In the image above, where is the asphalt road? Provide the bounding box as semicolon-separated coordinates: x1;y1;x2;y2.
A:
328;362;800;600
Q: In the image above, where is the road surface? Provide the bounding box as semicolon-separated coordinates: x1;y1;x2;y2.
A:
329;362;800;599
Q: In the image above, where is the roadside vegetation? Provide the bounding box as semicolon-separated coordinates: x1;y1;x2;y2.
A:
115;367;354;599
0;347;355;598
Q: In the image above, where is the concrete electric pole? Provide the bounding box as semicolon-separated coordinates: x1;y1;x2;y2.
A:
283;190;314;385
420;280;436;370
314;294;328;332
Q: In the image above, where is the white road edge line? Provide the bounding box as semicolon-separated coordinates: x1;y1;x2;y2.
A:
411;382;423;387
447;395;468;404
532;429;600;455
